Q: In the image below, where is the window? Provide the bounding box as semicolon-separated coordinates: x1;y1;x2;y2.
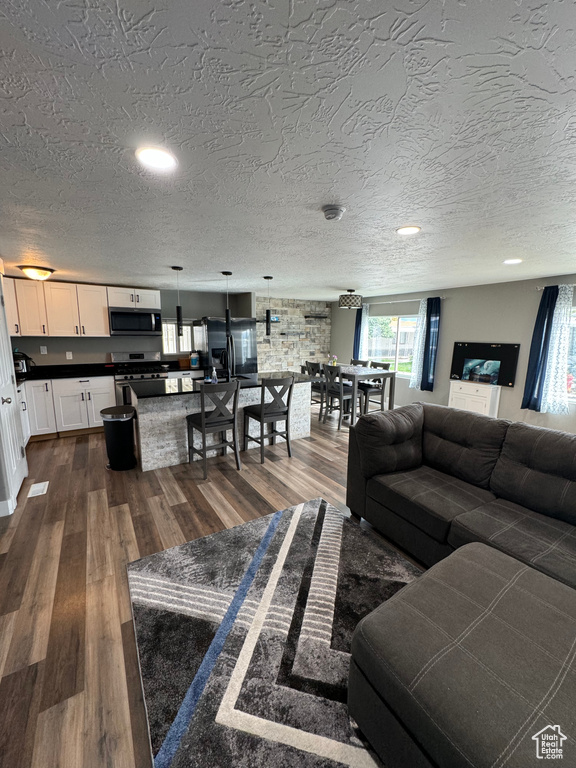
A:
367;315;417;374
162;322;192;355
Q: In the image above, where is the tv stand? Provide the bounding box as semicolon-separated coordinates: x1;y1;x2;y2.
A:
448;380;501;418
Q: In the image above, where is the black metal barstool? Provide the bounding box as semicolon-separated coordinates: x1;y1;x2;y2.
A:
187;380;241;479
305;361;325;421
323;365;364;429
243;376;294;463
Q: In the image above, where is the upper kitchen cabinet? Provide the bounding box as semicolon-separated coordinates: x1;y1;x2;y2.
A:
107;286;161;310
76;284;109;336
44;281;80;336
14;279;48;336
45;282;110;337
3;277;20;336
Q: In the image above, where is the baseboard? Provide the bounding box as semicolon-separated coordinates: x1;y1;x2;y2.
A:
29;426;104;442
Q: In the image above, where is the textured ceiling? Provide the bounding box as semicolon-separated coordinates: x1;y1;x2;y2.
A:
1;1;575;300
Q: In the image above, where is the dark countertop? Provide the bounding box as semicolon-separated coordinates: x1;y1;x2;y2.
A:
16;360;186;381
124;371;312;399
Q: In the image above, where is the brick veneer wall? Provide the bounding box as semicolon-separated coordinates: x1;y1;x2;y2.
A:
256;297;332;372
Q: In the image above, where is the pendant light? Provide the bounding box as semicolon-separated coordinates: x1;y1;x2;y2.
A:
171;266;183;335
338;288;362;309
263;276;273;336
222;271;232;338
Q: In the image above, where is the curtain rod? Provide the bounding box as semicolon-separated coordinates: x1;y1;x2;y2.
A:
369;296;447;305
536;284;575;290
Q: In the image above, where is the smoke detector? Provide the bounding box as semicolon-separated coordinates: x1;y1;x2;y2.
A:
322;205;346;221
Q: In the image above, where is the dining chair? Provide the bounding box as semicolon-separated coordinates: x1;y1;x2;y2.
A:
350;359;370;367
323;365;364;429
187;380;241;479
243;376;294;463
361;361;391;413
305;361;325;421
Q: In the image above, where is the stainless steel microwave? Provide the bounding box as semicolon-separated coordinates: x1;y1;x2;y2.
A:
109;307;162;336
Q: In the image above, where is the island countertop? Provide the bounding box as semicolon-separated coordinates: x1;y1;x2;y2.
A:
129;373;312;471
126;371;312;399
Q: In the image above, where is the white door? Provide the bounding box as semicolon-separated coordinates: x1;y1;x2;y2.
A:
44;282;81;336
52;379;90;431
3;277;20;336
86;377;116;426
77;284;110;336
107;286;136;308
25;380;57;434
0;275;28;515
14;280;48;336
134;289;161;309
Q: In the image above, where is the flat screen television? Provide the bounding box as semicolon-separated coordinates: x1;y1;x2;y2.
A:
450;342;520;387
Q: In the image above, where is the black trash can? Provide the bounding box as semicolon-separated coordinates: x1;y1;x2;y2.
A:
100;405;137;471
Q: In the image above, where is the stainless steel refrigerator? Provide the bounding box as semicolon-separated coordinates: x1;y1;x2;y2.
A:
193;317;258;381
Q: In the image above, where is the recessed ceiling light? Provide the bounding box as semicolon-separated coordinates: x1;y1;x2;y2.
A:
135;146;177;171
503;259;523;265
396;226;421;236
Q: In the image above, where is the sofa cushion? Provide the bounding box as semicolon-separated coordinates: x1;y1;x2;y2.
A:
422;403;509;490
490;422;576;525
351;543;576;768
367;465;495;542
449;499;576;588
353;403;423;479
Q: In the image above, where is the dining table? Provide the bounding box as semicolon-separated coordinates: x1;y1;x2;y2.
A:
336;365;396;426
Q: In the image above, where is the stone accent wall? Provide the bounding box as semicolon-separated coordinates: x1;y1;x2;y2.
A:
256;297;332;371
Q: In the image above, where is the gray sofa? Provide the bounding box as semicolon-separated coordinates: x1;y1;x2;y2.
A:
346;403;576;767
346;402;576;587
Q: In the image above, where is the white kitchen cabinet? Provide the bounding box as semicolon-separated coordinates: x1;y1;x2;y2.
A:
24;379;57;435
107;286;161;309
448;380;501;418
44;281;81;336
77;284;109;336
52;376;115;432
16;384;31;445
3;277;20;336
14;280;48;336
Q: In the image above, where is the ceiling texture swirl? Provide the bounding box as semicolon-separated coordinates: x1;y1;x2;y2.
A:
0;0;575;298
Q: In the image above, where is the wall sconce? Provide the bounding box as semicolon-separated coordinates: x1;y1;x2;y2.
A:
18;265;55;281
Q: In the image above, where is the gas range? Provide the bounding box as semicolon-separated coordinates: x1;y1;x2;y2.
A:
111;352;169;382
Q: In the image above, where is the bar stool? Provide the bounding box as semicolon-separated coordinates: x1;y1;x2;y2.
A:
243;376;294;463
186;380;241;479
305;361;325;421
323;366;364;429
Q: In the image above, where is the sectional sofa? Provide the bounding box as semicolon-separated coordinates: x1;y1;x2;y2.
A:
346;403;576;767
346;402;576;585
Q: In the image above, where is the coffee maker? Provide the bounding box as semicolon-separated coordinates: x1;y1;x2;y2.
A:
13;350;34;374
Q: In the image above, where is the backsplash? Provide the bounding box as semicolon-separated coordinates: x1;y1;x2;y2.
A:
256;297;331;371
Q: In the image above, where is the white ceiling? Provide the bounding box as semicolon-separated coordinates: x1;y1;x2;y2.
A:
1;1;575;300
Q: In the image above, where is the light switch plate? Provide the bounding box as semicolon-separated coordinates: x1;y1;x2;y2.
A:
40;346;47;354
66;351;73;360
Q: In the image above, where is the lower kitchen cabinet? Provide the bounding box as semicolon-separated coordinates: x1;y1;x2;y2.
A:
24;379;57;435
52;376;115;431
16;384;31;445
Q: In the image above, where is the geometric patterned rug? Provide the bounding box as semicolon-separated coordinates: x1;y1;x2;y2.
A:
127;498;422;768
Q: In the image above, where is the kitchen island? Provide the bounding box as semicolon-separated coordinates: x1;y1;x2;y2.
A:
125;373;312;471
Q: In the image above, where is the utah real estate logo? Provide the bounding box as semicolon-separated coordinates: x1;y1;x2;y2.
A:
532;725;567;760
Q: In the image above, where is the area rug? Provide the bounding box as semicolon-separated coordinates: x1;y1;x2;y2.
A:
127;498;422;768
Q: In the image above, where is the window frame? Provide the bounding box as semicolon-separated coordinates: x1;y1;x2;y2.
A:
162;321;193;355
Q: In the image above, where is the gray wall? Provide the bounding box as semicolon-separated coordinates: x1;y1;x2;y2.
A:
330;302;357;363
330;274;576;432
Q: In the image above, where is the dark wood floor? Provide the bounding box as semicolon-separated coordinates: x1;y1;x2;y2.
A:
0;407;351;768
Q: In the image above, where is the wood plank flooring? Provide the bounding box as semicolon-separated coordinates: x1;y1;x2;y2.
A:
0;407;351;767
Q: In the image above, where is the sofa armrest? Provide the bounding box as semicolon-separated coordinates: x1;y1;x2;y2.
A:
346;427;367;517
352;404;424;479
